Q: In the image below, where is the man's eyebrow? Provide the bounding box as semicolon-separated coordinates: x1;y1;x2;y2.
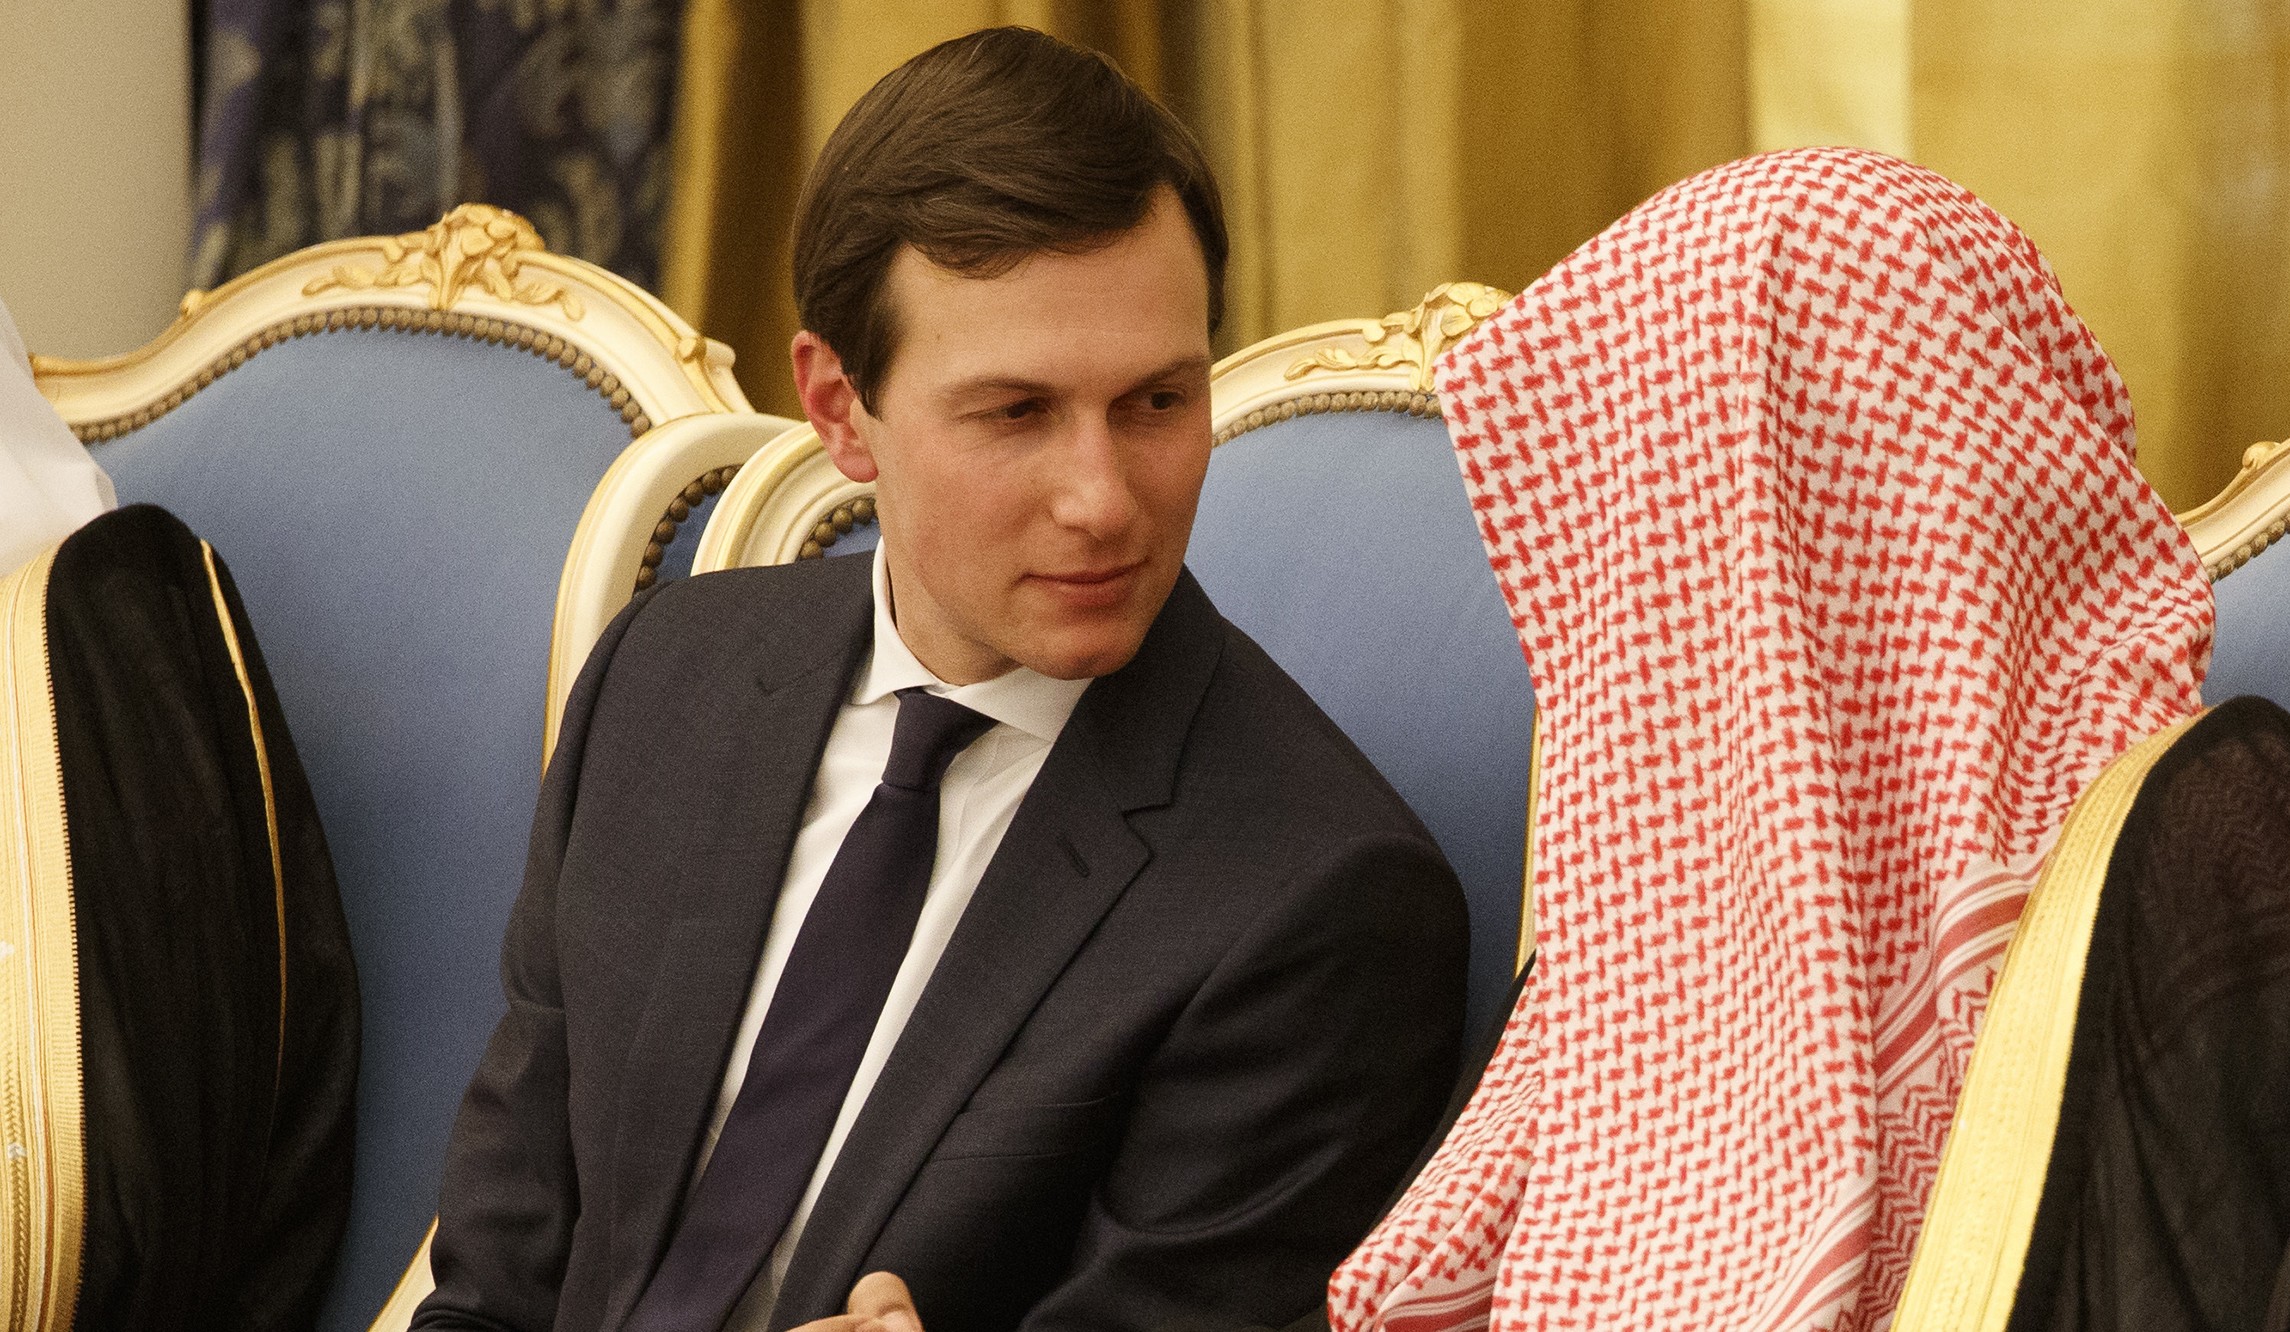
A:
937;355;1214;404
1134;354;1214;385
938;374;1057;403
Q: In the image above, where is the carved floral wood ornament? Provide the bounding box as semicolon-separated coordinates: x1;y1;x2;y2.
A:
302;205;586;319
1283;282;1513;391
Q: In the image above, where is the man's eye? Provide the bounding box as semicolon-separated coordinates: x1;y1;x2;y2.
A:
1143;390;1185;412
998;399;1043;422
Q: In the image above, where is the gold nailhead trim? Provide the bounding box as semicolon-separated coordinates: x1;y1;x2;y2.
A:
2212;516;2290;583
634;463;748;591
1211;388;1442;446
794;495;878;562
75;305;662;445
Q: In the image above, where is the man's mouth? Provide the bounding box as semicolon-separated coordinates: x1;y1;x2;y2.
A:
1028;561;1145;607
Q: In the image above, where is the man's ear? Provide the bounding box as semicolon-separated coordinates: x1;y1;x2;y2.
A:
792;330;879;483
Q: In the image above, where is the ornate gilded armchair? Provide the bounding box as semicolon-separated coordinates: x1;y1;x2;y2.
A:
31;207;793;1331
2178;440;2290;710
690;285;1537;1038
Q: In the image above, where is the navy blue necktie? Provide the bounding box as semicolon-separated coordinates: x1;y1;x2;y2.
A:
627;687;996;1331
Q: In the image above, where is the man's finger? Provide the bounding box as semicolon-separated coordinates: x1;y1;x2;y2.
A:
846;1270;920;1332
781;1317;873;1332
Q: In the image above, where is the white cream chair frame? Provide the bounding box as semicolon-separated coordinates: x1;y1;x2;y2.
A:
2179;439;2290;582
31;204;797;754
548;410;799;755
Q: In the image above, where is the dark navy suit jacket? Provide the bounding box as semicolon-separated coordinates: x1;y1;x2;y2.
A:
414;554;1468;1332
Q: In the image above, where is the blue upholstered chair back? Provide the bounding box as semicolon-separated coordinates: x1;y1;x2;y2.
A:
33;209;757;1331
99;333;627;1331
2208;539;2290;711
2185;441;2290;713
1188;405;1534;1037
1186;285;1531;1037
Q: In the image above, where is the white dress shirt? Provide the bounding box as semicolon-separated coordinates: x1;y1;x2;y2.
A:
700;544;1088;1330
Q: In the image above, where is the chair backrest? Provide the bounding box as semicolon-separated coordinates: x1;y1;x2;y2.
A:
2180;439;2290;712
1190;284;1532;1038
551;411;803;755
690;418;881;571
691;283;1535;1039
31;206;777;1332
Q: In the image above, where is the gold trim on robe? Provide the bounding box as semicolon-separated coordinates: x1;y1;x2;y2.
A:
201;542;289;1090
1892;711;2205;1332
0;546;84;1332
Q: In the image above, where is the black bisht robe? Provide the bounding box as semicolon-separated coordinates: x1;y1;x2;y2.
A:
2002;694;2290;1331
1;504;358;1329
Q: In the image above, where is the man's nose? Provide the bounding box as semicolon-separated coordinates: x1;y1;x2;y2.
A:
1049;418;1141;538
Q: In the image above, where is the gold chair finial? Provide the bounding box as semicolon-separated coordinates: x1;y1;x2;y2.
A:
1283;281;1513;392
301;204;584;318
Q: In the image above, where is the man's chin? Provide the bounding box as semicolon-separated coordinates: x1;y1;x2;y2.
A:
1013;622;1152;682
1006;574;1175;680
1023;644;1144;682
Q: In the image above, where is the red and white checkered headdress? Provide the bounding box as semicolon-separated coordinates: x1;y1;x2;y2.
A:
1331;148;2213;1332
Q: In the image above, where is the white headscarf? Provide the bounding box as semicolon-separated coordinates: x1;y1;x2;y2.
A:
0;298;114;575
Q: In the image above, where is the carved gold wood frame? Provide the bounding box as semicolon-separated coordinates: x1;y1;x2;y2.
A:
2176;439;2290;582
1209;281;1510;442
30;205;751;440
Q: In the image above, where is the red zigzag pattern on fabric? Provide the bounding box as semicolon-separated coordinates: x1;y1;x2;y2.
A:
1329;147;2213;1332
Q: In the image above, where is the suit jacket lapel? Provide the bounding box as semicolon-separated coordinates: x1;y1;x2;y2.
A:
600;557;875;1330
768;572;1228;1327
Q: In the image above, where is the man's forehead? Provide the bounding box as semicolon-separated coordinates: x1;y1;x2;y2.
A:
879;215;1211;397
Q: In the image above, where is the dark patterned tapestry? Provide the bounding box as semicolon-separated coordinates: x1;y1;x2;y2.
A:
191;0;679;291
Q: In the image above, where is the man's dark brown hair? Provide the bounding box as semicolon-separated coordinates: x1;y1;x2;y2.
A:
792;26;1229;412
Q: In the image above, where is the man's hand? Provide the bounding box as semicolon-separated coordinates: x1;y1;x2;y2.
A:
785;1271;923;1332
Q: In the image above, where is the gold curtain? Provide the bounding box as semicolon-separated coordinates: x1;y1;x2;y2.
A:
663;0;2282;510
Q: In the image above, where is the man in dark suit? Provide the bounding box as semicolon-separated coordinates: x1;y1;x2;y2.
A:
414;26;1466;1332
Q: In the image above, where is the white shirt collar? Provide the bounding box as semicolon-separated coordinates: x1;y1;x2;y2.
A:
853;543;1089;745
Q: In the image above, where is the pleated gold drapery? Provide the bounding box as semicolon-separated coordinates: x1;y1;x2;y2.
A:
663;1;2288;510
